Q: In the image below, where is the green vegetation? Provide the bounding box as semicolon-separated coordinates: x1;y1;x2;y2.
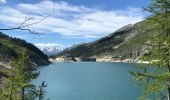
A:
56;21;154;59
0;52;48;100
0;32;50;66
0;32;50;99
131;0;170;99
38;81;48;100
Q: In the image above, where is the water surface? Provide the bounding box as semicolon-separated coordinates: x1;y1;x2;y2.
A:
33;62;141;100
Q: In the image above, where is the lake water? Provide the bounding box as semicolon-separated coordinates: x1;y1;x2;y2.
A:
33;62;141;100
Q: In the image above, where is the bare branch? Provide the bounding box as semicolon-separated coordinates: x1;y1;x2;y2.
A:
0;0;55;34
0;15;50;34
19;17;33;28
21;15;51;28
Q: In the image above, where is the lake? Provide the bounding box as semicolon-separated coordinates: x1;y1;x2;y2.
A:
33;62;141;100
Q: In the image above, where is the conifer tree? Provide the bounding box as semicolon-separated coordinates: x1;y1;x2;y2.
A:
38;81;48;100
0;51;39;100
131;0;170;99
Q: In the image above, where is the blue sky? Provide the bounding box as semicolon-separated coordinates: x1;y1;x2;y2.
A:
0;0;149;49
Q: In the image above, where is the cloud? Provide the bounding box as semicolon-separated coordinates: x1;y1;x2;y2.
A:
0;0;6;3
35;43;65;49
0;1;145;38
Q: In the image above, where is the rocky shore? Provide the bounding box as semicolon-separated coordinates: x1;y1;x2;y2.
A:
50;56;147;63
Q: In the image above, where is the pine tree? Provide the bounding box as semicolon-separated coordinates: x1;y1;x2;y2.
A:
37;81;47;100
131;0;170;99
0;51;39;100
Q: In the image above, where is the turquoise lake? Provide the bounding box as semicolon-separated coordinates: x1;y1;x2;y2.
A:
33;62;141;100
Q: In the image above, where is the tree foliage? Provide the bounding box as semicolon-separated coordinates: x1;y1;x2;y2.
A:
0;51;38;99
0;51;48;100
37;81;48;100
131;0;170;99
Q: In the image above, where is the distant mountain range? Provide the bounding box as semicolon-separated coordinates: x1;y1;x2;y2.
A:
0;32;50;68
56;20;154;61
41;47;63;56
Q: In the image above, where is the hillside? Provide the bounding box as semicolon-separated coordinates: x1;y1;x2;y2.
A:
56;20;154;61
0;32;50;67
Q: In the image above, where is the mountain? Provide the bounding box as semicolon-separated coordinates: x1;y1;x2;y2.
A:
56;20;153;61
0;32;51;68
41;47;63;56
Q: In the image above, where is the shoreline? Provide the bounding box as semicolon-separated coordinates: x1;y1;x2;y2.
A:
49;58;149;64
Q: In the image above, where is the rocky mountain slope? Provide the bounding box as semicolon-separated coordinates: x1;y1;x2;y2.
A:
56;20;153;61
0;32;51;68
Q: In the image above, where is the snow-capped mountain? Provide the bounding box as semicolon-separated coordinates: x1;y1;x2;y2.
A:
41;47;63;56
35;43;64;56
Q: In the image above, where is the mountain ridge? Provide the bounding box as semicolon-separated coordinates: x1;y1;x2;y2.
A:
0;32;51;68
55;20;153;61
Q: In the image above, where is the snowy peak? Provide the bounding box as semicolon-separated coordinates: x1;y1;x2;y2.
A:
41;47;63;56
35;43;64;56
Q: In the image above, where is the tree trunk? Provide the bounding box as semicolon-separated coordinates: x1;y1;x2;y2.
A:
168;60;170;100
22;87;25;100
9;80;14;100
167;86;170;100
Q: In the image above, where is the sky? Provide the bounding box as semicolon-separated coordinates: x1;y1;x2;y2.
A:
0;0;150;49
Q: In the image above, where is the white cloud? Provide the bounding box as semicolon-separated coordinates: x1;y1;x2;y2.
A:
0;1;145;38
35;43;65;49
0;0;6;3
